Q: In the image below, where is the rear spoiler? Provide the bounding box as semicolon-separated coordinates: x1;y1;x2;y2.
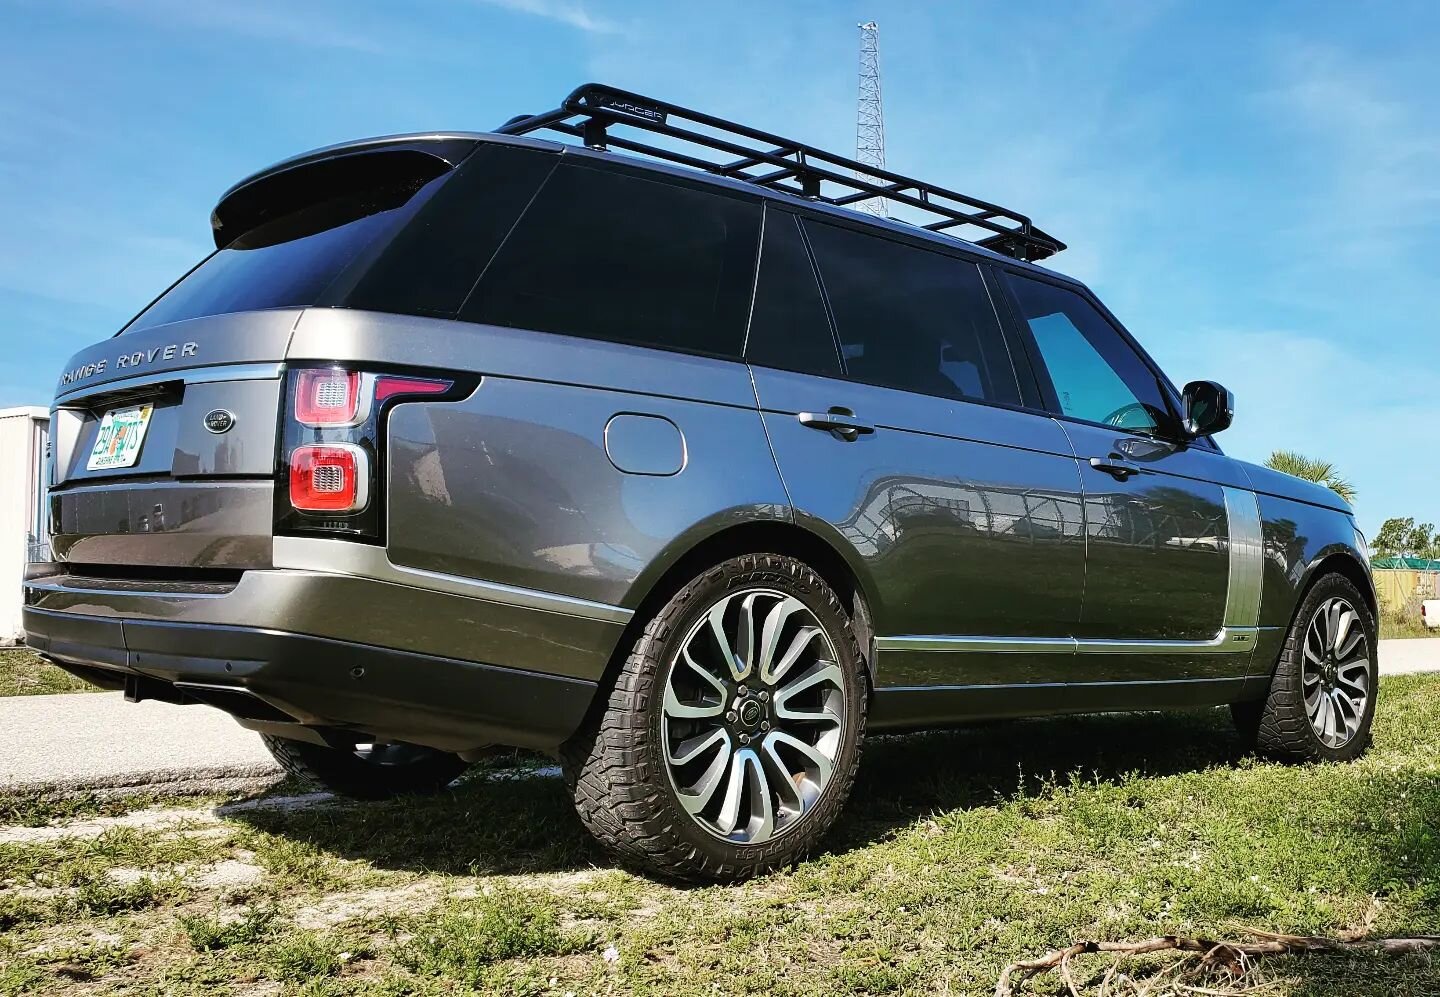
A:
210;134;482;249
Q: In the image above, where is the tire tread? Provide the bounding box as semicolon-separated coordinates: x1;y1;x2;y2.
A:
562;553;867;882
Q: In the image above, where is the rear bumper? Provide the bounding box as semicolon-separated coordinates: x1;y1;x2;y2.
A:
24;609;596;752
21;544;627;751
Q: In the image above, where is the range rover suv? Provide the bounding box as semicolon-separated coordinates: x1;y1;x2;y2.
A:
24;85;1378;880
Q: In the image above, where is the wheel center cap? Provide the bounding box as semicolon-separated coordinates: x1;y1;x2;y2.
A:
738;699;764;729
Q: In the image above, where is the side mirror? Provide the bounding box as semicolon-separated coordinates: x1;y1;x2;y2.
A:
1182;380;1234;437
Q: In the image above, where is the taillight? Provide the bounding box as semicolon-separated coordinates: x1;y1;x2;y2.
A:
374;375;453;403
289;444;368;512
278;366;459;539
294;369;363;426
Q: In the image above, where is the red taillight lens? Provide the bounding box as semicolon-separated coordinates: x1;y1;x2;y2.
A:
289;444;369;512
374;374;453;403
294;369;362;426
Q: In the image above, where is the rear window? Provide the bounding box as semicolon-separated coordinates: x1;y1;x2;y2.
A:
122;175;437;335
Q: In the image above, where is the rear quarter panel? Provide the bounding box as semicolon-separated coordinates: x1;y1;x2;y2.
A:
291;310;793;608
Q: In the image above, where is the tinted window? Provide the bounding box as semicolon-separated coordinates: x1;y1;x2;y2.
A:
744;211;841;377
1005;274;1173;433
342;144;555;317
803;220;1020;405
125;176;435;334
464;163;761;358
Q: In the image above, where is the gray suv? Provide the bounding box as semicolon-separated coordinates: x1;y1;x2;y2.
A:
24;86;1378;880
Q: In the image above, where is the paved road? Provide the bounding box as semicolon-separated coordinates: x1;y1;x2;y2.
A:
1375;637;1440;674
3;638;1436;795
0;692;280;795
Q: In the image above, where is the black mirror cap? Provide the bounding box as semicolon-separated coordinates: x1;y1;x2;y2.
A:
1182;380;1234;437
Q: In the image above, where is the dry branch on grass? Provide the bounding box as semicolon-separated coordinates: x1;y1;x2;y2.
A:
995;928;1440;997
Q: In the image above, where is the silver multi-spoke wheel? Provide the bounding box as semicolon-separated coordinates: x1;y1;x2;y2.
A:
661;588;846;845
1301;596;1371;748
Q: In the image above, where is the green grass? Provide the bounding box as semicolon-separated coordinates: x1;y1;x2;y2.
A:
3;676;1440;994
0;649;99;696
1381;616;1440;639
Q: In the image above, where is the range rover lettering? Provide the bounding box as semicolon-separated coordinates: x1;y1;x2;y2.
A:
23;85;1377;880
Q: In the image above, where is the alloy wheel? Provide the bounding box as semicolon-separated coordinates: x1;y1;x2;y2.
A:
660;588;846;844
1301;596;1371;749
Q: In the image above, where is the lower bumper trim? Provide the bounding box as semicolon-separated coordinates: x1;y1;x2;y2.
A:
24;607;598;753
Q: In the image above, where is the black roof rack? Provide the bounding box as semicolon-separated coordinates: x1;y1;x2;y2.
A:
497;83;1065;263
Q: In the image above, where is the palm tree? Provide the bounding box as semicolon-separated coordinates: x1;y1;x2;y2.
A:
1264;450;1357;504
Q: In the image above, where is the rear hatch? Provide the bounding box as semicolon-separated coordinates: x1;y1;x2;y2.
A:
46;137;481;572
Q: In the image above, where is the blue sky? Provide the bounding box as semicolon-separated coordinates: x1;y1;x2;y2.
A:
1;0;1436;537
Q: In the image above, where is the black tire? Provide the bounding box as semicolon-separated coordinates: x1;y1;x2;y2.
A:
562;553;868;882
1239;573;1378;763
260;735;470;800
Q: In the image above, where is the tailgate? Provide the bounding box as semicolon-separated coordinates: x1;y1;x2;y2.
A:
48;311;295;569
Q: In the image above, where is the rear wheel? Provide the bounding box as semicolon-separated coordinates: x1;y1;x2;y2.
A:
260;735;470;799
563;553;867;881
1235;573;1377;762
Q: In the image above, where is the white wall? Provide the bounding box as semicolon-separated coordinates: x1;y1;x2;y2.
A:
0;407;49;644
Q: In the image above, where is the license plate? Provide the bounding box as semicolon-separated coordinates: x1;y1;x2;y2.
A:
87;403;154;471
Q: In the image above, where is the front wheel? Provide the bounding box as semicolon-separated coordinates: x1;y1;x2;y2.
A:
260;735;470;800
1238;573;1378;763
563;553;868;881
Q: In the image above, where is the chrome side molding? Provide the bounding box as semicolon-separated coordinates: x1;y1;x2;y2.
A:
875;626;1261;656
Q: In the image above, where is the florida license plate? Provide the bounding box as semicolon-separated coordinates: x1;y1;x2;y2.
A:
87;403;154;471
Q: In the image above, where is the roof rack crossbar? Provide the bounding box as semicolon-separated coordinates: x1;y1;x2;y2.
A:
719;145;793;174
498;84;1065;261
832;180;914;207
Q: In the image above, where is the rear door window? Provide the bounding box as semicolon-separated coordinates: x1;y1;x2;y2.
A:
1003;273;1175;434
802;220;1021;405
463;161;761;359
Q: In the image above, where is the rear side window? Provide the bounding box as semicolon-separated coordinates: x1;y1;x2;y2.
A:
744;210;841;377
125;174;438;335
1004;273;1174;433
802;220;1020;405
463;162;761;359
341;144;555;317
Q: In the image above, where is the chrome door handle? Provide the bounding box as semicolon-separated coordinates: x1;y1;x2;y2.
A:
798;410;875;440
1089;455;1138;479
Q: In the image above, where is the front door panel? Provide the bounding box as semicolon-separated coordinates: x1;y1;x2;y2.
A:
1064;423;1260;681
1069;427;1235;639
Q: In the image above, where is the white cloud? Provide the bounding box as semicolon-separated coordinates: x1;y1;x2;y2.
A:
472;0;620;34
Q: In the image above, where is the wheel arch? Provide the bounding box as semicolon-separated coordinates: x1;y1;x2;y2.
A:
1252;547;1378;686
1300;548;1378;622
611;518;879;686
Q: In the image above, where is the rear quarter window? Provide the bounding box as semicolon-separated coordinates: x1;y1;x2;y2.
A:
461;161;762;359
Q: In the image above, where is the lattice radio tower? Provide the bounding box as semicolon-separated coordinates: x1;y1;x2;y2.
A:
855;21;887;217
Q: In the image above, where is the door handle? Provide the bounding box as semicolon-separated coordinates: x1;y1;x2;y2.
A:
1089;455;1138;480
798;409;875;441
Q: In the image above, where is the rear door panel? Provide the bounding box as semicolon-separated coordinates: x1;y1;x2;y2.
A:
754;367;1086;648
